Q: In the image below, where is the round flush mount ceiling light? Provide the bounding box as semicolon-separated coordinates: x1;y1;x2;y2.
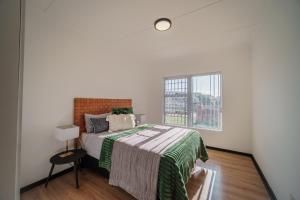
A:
154;18;172;31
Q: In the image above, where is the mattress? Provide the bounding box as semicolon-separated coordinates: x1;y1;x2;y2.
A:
81;131;119;159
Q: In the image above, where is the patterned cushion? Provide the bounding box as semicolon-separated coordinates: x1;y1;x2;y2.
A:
89;117;109;133
106;114;136;132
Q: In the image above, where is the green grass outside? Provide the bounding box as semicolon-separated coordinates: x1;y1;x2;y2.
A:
164;114;187;126
165;114;220;130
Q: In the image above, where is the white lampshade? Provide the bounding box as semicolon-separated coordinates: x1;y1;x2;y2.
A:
55;125;79;141
135;114;147;125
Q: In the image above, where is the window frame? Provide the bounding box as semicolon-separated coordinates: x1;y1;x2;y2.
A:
163;71;223;131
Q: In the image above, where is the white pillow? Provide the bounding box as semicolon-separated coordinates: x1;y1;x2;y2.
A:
106;114;136;132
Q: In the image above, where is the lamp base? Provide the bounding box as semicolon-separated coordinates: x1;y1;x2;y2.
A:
59;151;73;158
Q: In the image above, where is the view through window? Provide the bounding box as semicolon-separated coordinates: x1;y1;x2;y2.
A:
164;72;222;130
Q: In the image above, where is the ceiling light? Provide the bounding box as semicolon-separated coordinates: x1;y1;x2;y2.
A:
154;18;172;31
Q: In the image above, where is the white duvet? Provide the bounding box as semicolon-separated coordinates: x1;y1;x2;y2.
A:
81;132;117;159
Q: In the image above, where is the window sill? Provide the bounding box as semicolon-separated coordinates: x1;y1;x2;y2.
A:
194;127;223;133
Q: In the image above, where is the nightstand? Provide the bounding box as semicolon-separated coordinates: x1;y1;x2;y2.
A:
45;149;87;189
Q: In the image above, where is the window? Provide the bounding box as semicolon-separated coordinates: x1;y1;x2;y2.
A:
164;72;222;131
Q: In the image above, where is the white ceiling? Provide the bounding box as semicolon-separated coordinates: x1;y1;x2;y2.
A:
28;0;264;61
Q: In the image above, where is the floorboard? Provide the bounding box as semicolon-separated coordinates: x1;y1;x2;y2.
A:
21;149;270;200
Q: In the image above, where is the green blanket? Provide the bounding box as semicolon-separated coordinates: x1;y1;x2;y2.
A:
99;124;208;200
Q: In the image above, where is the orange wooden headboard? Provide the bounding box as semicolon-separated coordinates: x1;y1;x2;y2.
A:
74;98;132;136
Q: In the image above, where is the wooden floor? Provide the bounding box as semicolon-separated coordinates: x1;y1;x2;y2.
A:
21;149;270;200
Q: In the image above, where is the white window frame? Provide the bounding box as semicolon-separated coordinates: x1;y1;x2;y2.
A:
163;71;223;131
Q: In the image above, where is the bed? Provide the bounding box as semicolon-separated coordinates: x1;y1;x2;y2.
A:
74;98;209;200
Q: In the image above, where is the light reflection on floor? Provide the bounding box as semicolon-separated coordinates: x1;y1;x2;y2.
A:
187;163;216;200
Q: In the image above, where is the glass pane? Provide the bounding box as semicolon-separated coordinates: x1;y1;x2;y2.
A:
164;78;188;126
192;73;222;130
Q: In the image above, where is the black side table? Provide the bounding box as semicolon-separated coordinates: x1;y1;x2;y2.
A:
45;149;86;189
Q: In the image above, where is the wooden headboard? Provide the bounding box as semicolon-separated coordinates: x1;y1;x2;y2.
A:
74;98;132;136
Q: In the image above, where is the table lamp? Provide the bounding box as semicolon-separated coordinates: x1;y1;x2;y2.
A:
55;125;79;157
135;114;147;126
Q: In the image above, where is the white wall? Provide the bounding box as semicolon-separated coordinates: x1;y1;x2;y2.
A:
146;45;252;153
0;0;23;199
252;0;300;199
21;1;151;187
22;1;300;199
22;0;254;188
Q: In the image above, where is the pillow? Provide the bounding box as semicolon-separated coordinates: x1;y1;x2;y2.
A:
84;113;110;133
112;107;133;115
106;114;136;132
89;117;109;133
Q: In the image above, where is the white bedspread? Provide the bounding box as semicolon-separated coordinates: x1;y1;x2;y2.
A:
81;132;117;159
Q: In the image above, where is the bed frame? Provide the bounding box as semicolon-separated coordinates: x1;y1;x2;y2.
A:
73;97;132;175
